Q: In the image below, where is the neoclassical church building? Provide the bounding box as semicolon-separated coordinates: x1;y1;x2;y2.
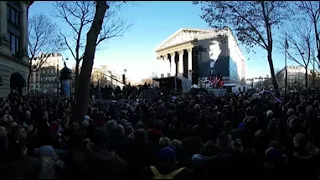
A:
0;1;33;97
155;27;246;88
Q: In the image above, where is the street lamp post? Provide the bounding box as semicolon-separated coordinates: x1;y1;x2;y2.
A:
123;69;127;85
56;58;59;94
313;56;315;88
285;33;288;92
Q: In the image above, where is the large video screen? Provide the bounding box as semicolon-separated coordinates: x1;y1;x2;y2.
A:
198;39;229;78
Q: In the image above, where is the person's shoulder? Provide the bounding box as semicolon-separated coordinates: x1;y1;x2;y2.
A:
181;167;194;174
137;166;153;179
22;156;42;178
192;125;198;129
175;167;195;179
112;153;128;166
24;155;41;165
207;124;213;129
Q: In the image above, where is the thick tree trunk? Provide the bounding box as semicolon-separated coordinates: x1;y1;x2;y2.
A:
267;51;280;98
27;59;33;94
305;67;308;88
262;2;279;97
73;1;108;123
314;21;320;66
27;71;31;94
74;62;80;97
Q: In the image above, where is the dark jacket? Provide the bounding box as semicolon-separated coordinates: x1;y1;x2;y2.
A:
123;140;156;177
205;146;242;178
83;143;128;179
0;156;41;179
288;150;320;179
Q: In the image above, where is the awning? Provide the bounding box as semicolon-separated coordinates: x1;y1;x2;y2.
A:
10;72;26;89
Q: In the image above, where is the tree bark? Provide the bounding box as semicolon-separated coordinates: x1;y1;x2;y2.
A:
268;51;280;97
27;70;31;94
262;2;280;97
74;61;80;97
27;59;33;94
73;1;108;123
305;67;308;88
314;19;320;66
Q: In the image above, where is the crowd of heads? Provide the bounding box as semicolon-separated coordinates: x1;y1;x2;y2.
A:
0;89;320;179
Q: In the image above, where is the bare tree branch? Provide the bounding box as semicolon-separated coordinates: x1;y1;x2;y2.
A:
74;0;108;122
279;20;314;68
296;1;320;67
194;1;290;97
52;1;131;94
278;19;314;87
52;1;131;63
28;14;62;64
60;32;76;61
28;13;64;92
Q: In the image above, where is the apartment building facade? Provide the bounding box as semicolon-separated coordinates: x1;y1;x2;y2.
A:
0;1;33;97
30;53;64;93
276;66;306;89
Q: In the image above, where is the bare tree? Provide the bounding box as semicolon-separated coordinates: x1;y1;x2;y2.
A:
28;14;63;93
296;1;320;68
279;21;314;87
53;1;131;96
74;1;109;122
193;1;290;97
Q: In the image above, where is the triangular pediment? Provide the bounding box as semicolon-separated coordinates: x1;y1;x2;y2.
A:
155;28;214;52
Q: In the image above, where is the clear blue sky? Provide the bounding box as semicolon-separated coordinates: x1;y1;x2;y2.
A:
29;1;298;83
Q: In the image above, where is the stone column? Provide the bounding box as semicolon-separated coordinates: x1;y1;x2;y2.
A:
163;55;171;77
20;2;28;62
178;50;184;77
170;53;176;76
161;58;166;78
187;48;193;80
0;1;11;56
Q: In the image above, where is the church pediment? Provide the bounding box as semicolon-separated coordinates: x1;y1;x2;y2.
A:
155;29;213;52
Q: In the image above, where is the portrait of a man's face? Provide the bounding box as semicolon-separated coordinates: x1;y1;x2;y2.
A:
209;40;221;60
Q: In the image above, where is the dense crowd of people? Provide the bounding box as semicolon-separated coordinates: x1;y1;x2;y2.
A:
0;89;320;179
91;83;152;100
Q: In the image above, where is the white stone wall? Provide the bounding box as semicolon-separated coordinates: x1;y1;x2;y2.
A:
30;54;64;92
0;1;30;98
287;66;306;86
227;32;246;82
155;58;171;78
0;55;29;97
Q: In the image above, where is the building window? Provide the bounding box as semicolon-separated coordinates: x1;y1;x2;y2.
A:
8;32;20;56
7;5;20;26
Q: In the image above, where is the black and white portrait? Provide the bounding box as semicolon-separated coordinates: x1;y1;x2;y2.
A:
208;39;221;75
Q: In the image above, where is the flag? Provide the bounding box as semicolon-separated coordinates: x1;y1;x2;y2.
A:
209;76;220;88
